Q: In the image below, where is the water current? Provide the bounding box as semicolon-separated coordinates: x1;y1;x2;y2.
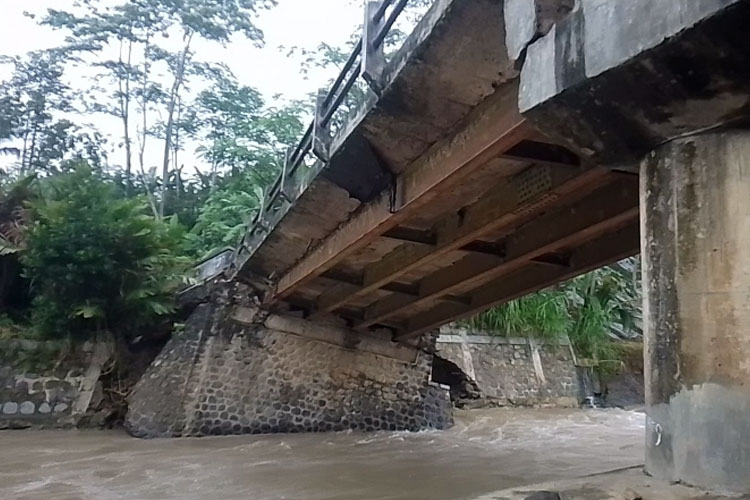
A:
0;408;645;500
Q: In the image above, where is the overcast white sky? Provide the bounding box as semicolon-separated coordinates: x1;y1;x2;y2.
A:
0;0;365;172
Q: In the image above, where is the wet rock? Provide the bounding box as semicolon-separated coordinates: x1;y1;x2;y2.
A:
622;488;642;500
525;491;561;500
2;401;18;414
0;418;32;430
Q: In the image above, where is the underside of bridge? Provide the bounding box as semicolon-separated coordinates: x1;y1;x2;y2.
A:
128;0;750;492
235;0;638;340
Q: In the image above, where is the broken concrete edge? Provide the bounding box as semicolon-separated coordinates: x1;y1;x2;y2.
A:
228;159;322;282
504;0;576;63
515;0;750;168
70;339;114;416
331;0;457;154
231;305;419;364
519;0;742;113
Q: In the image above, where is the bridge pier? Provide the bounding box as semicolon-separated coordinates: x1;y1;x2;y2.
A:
641;131;750;492
125;284;452;438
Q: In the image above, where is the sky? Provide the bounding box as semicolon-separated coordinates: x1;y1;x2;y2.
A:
0;0;365;172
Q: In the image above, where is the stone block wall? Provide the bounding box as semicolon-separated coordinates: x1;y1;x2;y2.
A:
435;328;579;407
0;340;93;428
126;295;452;438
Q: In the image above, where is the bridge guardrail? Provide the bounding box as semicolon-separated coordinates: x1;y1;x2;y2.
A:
229;0;416;278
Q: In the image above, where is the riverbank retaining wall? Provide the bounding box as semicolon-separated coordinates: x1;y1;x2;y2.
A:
435;327;579;407
126;284;452;438
0;339;110;429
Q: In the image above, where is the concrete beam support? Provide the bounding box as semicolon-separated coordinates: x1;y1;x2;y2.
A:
641;131;750;493
518;0;750;166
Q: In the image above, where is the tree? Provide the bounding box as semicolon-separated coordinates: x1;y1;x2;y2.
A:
42;1;169;193
148;0;277;217
41;0;277;216
21;164;189;342
196;75;304;188
184;169;264;257
0;51;102;174
181;75;304;257
0;176;35;314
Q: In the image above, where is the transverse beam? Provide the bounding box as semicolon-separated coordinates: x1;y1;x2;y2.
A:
272;82;530;301
397;223;640;339
356;177;638;328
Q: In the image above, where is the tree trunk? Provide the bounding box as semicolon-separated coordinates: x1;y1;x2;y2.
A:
121;39;134;195
137;36;159;220
159;31;193;218
20;114;31;174
27;121;39;173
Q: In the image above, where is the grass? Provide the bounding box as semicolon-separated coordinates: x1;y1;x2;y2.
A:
458;259;642;368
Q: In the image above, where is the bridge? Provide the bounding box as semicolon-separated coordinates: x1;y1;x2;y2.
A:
127;0;750;493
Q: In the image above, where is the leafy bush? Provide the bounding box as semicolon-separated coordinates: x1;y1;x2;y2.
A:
0;314;62;372
185;169;265;258
21;164;189;342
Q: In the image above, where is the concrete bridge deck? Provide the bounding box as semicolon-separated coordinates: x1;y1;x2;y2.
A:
228;0;639;340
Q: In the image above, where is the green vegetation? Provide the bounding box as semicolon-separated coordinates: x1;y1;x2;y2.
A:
460;258;642;365
0;0;305;362
0;314;63;372
22;165;189;342
0;0;643;380
461;291;571;340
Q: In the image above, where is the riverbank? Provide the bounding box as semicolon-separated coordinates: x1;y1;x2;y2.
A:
2;408;644;500
478;466;749;499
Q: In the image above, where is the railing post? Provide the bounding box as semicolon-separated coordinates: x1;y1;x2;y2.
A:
278;147;293;203
362;1;386;94
313;89;331;161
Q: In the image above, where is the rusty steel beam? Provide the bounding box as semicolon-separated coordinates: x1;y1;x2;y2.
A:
317;269;469;306
356;178;638;328
396;223;640;339
272;82;530;301
316;163;608;314
383;227;507;256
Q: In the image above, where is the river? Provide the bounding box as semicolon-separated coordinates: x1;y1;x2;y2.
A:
1;408;644;500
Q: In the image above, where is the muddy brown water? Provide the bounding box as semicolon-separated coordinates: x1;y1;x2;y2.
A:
0;408;644;500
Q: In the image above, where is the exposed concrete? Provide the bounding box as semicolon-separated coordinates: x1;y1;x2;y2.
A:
259;311;418;363
504;0;575;62
517;0;750;165
640;131;750;493
476;466;748;499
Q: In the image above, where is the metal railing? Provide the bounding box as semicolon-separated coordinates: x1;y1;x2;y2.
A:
233;0;415;273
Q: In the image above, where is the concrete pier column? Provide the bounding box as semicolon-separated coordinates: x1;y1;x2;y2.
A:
641;131;750;493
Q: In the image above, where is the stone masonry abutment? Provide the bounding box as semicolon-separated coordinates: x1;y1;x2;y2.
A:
641;130;750;492
125;284;452;438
